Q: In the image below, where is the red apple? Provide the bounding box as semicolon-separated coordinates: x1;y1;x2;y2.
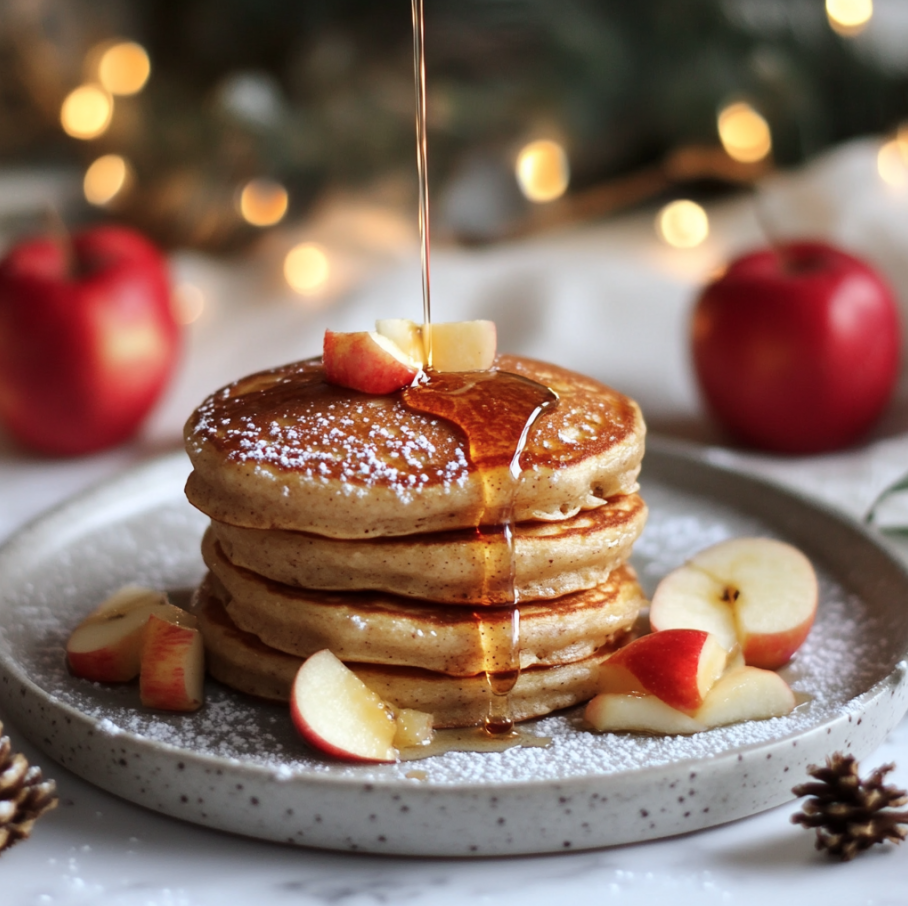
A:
0;225;178;456
599;629;728;714
692;241;901;453
322;330;421;394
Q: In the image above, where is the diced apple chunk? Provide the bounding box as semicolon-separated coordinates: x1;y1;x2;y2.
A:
392;708;435;748
66;585;186;683
139;612;205;712
427;320;497;372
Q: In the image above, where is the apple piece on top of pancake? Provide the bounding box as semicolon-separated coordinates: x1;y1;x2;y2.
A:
375;319;497;373
323;329;421;394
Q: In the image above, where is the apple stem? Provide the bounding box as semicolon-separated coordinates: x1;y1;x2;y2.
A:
45;205;76;279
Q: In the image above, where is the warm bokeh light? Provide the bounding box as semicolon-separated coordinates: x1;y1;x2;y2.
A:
656;200;710;248
83;154;131;205
172;283;207;325
284;243;330;294
60;84;113;139
515;139;570;203
826;0;873;35
717;102;772;163
239;178;289;227
98;41;151;96
878;139;908;187
897;123;908;158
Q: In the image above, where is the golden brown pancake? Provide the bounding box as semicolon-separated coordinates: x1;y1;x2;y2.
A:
208;492;647;605
195;581;625;728
184;355;645;539
201;535;643;675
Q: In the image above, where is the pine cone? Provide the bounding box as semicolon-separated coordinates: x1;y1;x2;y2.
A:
792;752;908;861
0;721;58;854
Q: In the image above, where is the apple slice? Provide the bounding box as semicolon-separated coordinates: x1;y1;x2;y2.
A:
66;585;185;682
694;666;795;727
322;330;421;394
427;320;496;372
599;629;728;714
291;649;398;762
585;692;707;735
139;611;205;711
649;537;817;669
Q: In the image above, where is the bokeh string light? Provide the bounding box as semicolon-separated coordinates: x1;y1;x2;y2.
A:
717;102;772;164
826;0;874;36
656;199;709;248
83;154;131;206
60;85;113;140
97;41;151;96
515;140;570;203
284;243;330;294
239;179;289;227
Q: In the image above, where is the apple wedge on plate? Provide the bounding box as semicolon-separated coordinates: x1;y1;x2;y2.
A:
585;628;796;735
290;649;434;762
66;585;185;683
649;537;817;669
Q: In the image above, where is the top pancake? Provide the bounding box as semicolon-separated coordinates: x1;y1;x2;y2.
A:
184;354;645;539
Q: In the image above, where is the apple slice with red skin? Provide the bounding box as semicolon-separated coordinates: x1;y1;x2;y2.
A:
66;585;186;683
291;649;399;762
139;612;205;712
323;330;421;394
598;629;728;714
649;537;817;669
585;664;795;735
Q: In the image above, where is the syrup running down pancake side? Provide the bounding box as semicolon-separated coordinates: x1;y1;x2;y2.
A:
404;370;558;735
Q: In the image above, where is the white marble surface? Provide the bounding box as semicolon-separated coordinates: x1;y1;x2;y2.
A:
5;142;908;901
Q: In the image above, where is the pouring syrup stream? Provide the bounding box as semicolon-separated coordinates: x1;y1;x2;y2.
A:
411;0;433;367
405;0;558;743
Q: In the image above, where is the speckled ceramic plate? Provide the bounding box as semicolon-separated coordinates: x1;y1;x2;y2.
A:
1;439;907;857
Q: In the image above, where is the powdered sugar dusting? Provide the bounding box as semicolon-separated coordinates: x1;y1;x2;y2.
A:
187;364;471;502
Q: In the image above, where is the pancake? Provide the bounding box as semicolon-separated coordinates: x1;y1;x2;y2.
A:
209;492;647;604
196;582;625;728
184;354;645;539
201;533;644;675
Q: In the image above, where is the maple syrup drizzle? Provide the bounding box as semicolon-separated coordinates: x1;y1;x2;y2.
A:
406;3;558;744
403;372;558;737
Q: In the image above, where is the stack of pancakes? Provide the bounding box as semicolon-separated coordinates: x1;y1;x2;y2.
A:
184;354;647;728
